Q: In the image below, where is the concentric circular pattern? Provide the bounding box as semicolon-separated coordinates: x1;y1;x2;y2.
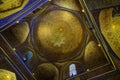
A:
34;63;58;80
33;10;84;61
99;8;120;58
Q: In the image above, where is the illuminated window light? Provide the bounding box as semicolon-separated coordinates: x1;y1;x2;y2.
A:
69;64;77;77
